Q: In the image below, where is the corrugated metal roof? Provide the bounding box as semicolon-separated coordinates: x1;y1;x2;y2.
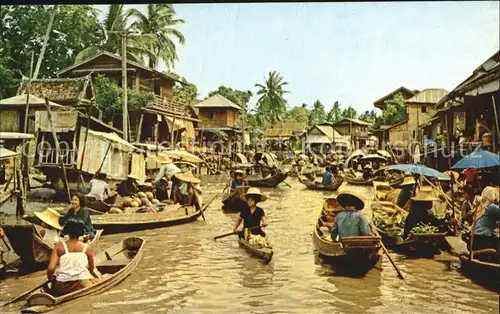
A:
334;118;373;126
194;94;241;110
405;89;448;104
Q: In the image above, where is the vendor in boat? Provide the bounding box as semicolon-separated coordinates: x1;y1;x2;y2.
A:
330;162;339;176
154;156;180;201
231;169;248;192
319;166;333;186
362;163;372;180
402;187;443;239
233;187;268;238
331;191;370;241
470;186;499;251
59;194;96;240
397;176;416;209
116;174;140;197
86;172;111;202
173;171;202;209
47;219;98;297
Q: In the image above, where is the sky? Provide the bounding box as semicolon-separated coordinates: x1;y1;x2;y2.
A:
96;2;499;113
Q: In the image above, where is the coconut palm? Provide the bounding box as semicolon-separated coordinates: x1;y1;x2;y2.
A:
128;4;185;69
255;71;290;126
75;4;153;64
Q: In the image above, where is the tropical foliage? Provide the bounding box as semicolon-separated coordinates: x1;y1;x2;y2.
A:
376;92;408;126
308;100;326;125
128;4;185;69
254;71;289;126
207;85;253;110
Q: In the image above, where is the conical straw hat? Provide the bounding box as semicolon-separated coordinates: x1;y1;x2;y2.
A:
242;187;267;202
34;208;62;230
401;176;416;186
336;190;365;211
174;170;201;183
411;186;438;202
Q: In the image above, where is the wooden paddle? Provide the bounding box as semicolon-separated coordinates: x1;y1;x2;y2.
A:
197;192;220;221
2;278;53;307
369;222;405;280
214;225;261;241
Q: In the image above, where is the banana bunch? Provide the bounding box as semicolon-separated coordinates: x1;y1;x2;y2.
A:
372;204;406;236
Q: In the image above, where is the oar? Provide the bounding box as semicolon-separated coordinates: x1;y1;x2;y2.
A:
1;278;52;307
281;180;292;188
369;222;405;280
198;192;220;221
214;225;261;241
0;229;12;251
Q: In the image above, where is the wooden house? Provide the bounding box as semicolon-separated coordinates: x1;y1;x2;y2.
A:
32;109;145;198
264;122;307;150
333;118;373;149
430;50;500;155
373;86;418;110
301;124;346;153
194;94;242;151
57;51;198;145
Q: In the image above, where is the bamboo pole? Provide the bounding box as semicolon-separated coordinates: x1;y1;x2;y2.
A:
33;5;57;79
121;32;128;141
77;99;94;191
45;98;71;203
171;112;178;149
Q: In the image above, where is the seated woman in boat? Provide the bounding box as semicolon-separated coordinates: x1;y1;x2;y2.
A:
230;169;248;192
86;172;111;202
331;191;370;241
233;187;268;238
59;194;96;240
47;219;98;297
318;166;333;186
116;174;140;197
470;186;499;251
396;176;416;209
402;187;443;239
173;171;202;209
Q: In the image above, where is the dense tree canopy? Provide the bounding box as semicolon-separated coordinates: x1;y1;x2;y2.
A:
285;105;309;123
308;100;327;125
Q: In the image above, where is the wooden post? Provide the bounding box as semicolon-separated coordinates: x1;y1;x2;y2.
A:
121;32;128;142
136;113;144;142
492;95;499;152
77;100;94;191
171;112;177;149
45;98;71;203
33;5;57;79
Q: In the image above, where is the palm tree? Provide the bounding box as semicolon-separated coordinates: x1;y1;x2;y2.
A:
75;4;152;64
128;4;185;69
326;101;342;123
255;71;290;126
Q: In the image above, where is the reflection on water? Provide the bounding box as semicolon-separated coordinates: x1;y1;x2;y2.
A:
0;178;498;313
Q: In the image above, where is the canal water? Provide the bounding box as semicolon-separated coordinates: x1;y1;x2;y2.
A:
1;177;498;313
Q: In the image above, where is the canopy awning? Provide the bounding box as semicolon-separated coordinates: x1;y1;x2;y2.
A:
0;94;65;108
86;129;140;153
163;115;186;131
0;147;18;160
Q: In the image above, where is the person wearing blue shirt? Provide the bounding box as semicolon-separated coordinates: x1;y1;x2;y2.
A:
472;186;499;250
230;169;248;192
320;167;333;186
331;191;370;241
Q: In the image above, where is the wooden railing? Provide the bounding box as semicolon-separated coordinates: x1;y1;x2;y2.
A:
149;95;187;115
38;148;77;167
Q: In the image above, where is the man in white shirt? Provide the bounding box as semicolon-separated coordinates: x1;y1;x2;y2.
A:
155;157;181;201
86;173;110;201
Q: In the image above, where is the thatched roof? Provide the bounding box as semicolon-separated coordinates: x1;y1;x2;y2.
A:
264;128;294;138
194;94;241;110
17;76;93;106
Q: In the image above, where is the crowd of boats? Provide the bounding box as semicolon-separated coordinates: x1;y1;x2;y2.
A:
0;146;499;311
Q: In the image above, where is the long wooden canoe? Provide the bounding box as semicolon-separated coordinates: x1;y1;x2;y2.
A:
221;186;249;213
246;171;288;188
85;194;117;215
91;203;207;234
1;224;102;265
298;175;344;191
344;173;404;187
459;252;499;287
238;237;273;263
21;237;145;313
313;199;381;269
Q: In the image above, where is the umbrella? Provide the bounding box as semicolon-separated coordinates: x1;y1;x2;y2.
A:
376;150;392;159
159;150;204;164
384;164;450;180
361;154;387;162
451;149;500;169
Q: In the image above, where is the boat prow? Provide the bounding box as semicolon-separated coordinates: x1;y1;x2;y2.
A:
238;237;274;263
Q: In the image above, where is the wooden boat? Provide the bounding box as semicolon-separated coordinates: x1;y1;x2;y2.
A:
246;170;288;188
344;173;404;187
21;237;145;313
221;186;249;213
1;224;103;265
394;233;447;257
91;203;207;234
459;251;499;286
85;194;117;215
313;198;381;269
298;175;344;191
238;237;273;263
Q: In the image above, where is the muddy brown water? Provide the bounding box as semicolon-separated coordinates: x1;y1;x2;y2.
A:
0;177;498;313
